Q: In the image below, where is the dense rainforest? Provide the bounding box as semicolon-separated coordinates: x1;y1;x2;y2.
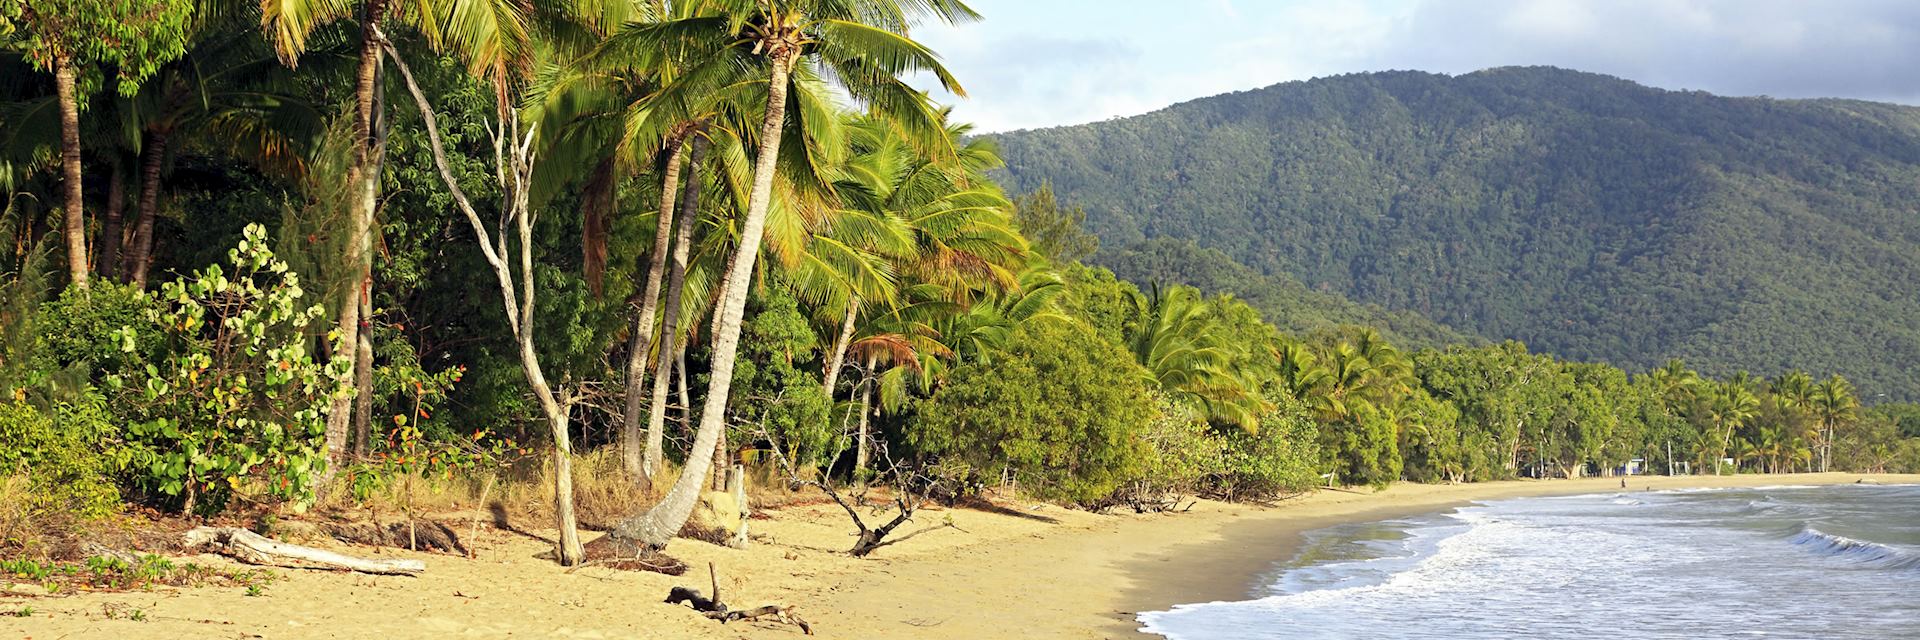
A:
0;0;1914;572
989;66;1920;402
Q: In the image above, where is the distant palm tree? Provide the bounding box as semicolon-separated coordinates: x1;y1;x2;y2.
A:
1810;376;1858;473
1705;380;1759;474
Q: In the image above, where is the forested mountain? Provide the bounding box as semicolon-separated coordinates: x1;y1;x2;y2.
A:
1100;239;1477;349
989;66;1920;401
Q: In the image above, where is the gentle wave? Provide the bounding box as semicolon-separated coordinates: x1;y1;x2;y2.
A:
1788;525;1920;571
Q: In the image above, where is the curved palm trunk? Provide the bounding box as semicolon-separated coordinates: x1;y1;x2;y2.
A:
822;299;858;397
610;54;794;551
96;165;125;277
644;135;706;488
325;10;388;474
124;129;171;287
54;55;88;291
623;131;688;483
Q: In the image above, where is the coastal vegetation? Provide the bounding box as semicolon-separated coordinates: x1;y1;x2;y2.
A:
0;0;1916;588
990;67;1920;402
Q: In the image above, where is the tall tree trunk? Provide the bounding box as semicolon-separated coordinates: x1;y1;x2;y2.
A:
96;163;125;277
644;134;705;489
123;129;170;287
677;351;691;430
610;53;794;551
54;55;88;291
855;354;877;479
382;36;579;564
822;299;857;397
624;131;688;484
326;12;388;475
351;283;374;457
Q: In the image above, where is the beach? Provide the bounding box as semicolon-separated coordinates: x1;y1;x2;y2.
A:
6;472;1916;639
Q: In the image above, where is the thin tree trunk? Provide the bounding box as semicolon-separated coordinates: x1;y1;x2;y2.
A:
351;282;375;457
822;299;857;398
610;53;794;551
54;56;88;291
645;134;705;490
855;354;877;479
677;351;691;430
625;131;688;483
96;163;125;278
326;13;388;475
383;35;580;563
124;129;171;287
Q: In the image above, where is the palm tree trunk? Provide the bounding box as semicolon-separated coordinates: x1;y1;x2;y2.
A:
610;53;795;551
325;16;387;475
96;163;125;278
677;351;691;429
351;283;375;457
822;299;857;397
124;129;171;287
624;131;688;484
54;55;88;291
855;353;877;479
644;134;705;489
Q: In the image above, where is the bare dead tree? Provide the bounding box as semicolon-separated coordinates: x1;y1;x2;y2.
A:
759;426;959;557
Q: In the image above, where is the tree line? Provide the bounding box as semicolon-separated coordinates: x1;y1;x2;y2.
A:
1;1;1915;567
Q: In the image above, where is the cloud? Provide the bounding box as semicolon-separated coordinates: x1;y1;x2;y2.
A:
920;0;1920;132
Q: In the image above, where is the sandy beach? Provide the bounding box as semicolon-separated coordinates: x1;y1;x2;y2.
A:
6;472;1915;639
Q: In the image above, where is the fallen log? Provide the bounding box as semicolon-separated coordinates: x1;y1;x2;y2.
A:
182;527;425;576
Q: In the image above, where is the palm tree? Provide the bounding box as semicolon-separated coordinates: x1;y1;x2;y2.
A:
1810;375;1858;473
6;0;193;290
1703;380;1759;474
1128;284;1260;426
605;0;974;552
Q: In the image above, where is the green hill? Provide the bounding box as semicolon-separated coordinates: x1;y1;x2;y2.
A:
989;66;1920;401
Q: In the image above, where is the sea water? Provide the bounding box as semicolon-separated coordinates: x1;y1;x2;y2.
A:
1138;484;1920;639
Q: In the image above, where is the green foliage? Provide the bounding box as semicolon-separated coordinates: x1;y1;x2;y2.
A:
1218;399;1324;496
731;285;834;468
35;282;163;376
993;67;1920;401
109;224;348;512
913;320;1155;502
0;397;125;519
1;0;193;96
1011;183;1097;263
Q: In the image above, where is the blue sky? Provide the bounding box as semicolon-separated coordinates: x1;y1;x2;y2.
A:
909;0;1920;132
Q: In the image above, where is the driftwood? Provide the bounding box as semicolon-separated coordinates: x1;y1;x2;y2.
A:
182;527;425;576
664;563;812;634
323;520;469;556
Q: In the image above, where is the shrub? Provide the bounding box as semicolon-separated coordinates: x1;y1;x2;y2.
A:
1217;399;1323;498
912;320;1155;502
0;397;128;519
35;281;164;376
109;224;350;513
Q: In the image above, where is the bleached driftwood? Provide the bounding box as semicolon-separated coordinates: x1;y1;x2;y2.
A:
182;526;425;576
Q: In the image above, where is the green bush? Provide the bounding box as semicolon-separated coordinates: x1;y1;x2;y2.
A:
35;282;164;376
912;320;1155;502
109;224;350;513
0;397;130;519
1218;399;1323;498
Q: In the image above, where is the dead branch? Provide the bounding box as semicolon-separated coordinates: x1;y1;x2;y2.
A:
182;527;424;576
664;564;813;634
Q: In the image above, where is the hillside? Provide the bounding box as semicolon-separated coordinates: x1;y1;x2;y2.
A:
989;67;1920;400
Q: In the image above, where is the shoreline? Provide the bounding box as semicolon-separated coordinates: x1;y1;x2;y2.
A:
5;473;1915;639
1112;472;1920;638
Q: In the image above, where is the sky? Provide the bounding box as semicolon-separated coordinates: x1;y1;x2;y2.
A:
908;0;1920;132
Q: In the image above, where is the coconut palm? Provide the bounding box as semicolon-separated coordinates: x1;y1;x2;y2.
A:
1128;284;1260;426
604;0;974;551
1703;379;1759;474
1810;375;1858;473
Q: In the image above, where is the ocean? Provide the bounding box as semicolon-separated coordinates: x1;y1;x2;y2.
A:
1138;483;1920;639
